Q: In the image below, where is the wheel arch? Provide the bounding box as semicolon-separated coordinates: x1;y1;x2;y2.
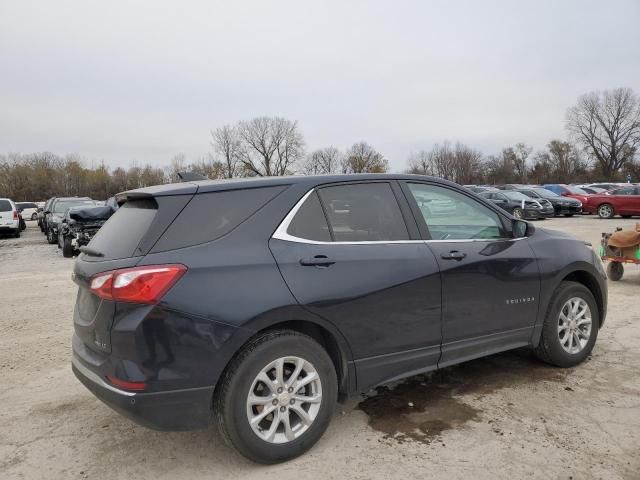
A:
561;269;606;328
215;310;355;403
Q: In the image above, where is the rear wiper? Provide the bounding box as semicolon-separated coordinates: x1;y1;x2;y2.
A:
79;246;104;257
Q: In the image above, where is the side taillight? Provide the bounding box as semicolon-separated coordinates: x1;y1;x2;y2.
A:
89;264;187;304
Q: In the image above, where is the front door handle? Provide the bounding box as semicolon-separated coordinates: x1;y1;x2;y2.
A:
300;255;335;267
441;250;466;261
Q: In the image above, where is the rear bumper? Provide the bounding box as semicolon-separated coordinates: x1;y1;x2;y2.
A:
0;222;19;232
72;338;214;431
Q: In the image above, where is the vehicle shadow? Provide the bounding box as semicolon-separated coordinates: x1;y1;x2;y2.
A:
356;349;569;445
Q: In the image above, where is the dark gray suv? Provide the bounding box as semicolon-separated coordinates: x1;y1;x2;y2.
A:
71;174;607;463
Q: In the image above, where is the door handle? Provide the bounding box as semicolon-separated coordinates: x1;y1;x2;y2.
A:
441;250;466;261
300;255;335;267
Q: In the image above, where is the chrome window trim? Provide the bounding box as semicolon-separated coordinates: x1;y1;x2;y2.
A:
272;187;527;245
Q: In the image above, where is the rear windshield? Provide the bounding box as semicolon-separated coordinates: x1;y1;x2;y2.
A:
0;200;12;212
86;199;158;260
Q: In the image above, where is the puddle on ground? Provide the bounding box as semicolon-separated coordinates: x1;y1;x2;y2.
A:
358;350;567;445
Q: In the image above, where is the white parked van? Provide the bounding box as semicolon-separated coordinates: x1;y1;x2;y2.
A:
0;198;20;237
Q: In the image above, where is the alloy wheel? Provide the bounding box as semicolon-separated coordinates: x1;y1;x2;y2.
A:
558;297;592;354
598;205;613;218
246;356;322;444
512;208;523;219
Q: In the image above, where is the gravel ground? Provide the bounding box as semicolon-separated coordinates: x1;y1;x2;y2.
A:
1;218;639;480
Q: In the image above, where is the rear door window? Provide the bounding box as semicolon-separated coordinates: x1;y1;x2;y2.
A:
317;183;409;241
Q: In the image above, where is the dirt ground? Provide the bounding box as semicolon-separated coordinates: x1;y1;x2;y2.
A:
1;217;639;480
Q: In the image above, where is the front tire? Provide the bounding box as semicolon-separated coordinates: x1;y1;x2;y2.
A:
598;203;615;219
534;281;599;368
47;229;57;244
215;330;338;464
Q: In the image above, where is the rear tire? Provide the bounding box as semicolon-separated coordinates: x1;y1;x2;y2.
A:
606;262;624;281
31;213;37;220
597;203;615;219
215;330;338;464
564;214;574;217
534;281;599;368
62;235;74;257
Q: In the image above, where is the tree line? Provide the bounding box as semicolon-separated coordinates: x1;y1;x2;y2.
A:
1;87;638;201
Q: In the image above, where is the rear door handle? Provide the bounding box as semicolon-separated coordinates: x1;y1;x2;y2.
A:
300;255;335;267
441;250;466;261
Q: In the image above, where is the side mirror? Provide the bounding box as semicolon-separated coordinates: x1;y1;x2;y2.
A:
44;210;51;215
560;192;569;197
512;219;529;238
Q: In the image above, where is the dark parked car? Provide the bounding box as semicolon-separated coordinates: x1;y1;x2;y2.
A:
72;174;607;463
479;190;554;219
39;197;56;232
516;187;582;216
58;203;117;257
44;197;95;244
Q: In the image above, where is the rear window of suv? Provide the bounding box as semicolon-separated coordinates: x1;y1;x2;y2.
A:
0;200;12;212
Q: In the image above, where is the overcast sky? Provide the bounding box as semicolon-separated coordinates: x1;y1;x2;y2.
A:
1;0;639;171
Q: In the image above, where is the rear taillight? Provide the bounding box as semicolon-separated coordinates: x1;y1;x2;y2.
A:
13;210;18;220
89;264;187;304
106;375;148;391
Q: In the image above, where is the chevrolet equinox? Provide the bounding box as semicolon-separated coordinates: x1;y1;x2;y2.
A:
71;174;607;463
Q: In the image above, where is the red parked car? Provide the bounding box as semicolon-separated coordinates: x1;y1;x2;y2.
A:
583;185;640;219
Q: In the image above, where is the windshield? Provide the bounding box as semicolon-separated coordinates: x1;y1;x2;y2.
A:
567;186;588;194
53;200;95;213
503;191;530;201
533;188;559;198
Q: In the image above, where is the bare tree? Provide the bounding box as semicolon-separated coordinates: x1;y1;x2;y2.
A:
302;146;342;175
531;140;588;183
452;143;484;184
407;150;432;175
211;125;242;178
406;142;483;184
237;117;305;176
342;142;388;173
567;87;640;178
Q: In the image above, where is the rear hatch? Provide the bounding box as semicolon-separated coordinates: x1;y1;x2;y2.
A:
72;187;196;353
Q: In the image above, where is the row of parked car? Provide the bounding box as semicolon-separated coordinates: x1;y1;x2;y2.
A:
463;182;640;220
39;196;118;256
